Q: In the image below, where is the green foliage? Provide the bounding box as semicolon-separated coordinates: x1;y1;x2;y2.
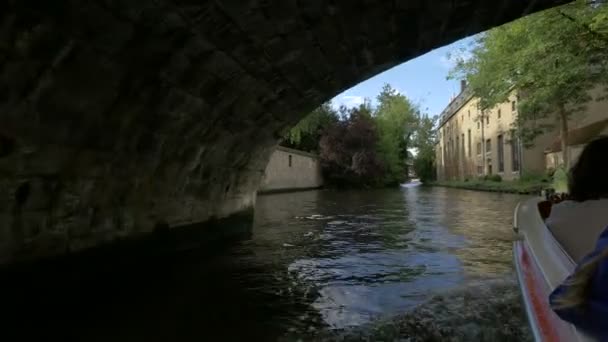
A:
412;114;438;183
413;152;436;183
519;171;551;183
552;167;569;193
435;177;548;194
373;84;418;184
289;84;434;188
487;174;502;182
449;1;608;166
477;174;502;182
283;102;338;152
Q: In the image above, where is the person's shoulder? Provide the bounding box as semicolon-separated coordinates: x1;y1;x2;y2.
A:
598;226;608;244
593;234;608;293
588;227;608;275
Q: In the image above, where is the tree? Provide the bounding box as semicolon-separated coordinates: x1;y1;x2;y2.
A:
309;84;425;187
412;114;438;183
374;84;418;184
282;102;338;152
319;104;384;187
449;1;608;169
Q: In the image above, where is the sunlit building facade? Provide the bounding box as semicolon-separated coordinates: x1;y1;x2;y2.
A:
436;82;524;181
436;83;608;181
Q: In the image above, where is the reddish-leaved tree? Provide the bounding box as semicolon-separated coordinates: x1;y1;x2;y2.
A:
319;106;385;187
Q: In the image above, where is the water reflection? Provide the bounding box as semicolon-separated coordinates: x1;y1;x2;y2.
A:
1;186;528;341
274;187;524;330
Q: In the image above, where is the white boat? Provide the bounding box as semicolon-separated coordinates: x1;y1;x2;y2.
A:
513;198;595;342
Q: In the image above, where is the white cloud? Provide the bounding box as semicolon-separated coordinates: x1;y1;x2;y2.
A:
334;95;365;109
342;95;365;107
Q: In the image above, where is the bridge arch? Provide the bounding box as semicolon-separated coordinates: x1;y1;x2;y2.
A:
0;0;569;263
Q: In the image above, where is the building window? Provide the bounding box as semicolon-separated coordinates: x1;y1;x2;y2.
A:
461;133;465;159
468;110;471;118
497;134;504;172
486;115;490;125
288;154;292;167
449;140;452;158
487;162;493;175
476;142;482;155
511;101;516;112
456;136;460;160
477;165;483;175
512;137;521;172
467;130;472;157
486;139;491;154
477;121;480;130
497;109;501;119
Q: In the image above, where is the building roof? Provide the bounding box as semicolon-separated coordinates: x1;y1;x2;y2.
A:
545;118;608;153
437;87;474;129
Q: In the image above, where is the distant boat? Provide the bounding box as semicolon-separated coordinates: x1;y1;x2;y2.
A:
513;198;594;342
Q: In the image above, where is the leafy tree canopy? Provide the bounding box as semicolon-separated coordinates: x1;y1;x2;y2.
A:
374;84;419;184
449;0;608;167
283;102;338;152
283;84;435;186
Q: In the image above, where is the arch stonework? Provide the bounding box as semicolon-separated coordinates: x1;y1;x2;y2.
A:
0;0;570;263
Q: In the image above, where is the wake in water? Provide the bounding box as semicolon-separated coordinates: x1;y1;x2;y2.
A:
282;277;532;342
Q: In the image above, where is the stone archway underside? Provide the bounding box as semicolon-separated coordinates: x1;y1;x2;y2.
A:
0;0;570;264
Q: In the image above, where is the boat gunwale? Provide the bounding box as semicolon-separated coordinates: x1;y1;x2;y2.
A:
513;197;594;342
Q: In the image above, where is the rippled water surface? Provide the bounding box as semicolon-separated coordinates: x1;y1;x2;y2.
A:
4;186;532;341
249;186;530;340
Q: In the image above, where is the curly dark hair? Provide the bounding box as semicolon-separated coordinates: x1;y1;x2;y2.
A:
568;136;608;202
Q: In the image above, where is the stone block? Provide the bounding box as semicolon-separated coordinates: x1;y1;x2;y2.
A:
19;232;68;261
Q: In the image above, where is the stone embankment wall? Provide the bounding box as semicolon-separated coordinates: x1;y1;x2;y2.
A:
260;147;323;193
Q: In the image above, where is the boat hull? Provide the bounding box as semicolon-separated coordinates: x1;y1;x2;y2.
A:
513;198;593;342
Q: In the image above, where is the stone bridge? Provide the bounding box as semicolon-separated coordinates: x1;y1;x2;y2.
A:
0;0;569;264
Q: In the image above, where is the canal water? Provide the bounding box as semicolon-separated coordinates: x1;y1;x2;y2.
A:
252;186;531;341
3;186;532;341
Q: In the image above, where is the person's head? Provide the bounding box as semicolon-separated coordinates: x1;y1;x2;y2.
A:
568;136;608;202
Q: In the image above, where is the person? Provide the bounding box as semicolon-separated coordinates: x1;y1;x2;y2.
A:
550;226;608;339
546;136;608;262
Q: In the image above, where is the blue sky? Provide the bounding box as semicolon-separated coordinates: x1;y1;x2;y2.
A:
330;36;476;117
